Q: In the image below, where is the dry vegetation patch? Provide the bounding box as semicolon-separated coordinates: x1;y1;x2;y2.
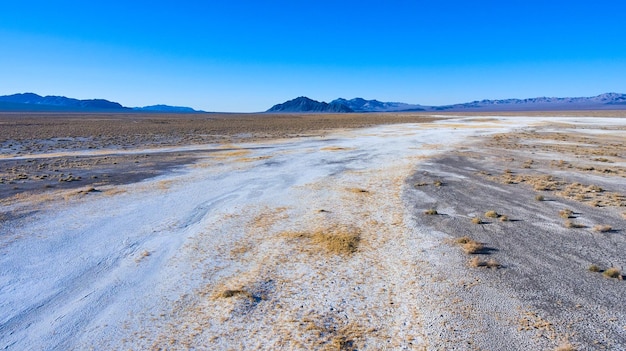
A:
564;220;585;229
559;209;574;219
423;208;438;215
299;313;375;351
484;210;499;218
602;267;623;279
284;225;362;256
454;236;484;254
346;187;369;194
592;224;612;233
469;257;501;269
554;342;577;351
471;217;482;224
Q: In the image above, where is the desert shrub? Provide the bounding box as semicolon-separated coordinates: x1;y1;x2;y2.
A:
564;220;585;228
554;342;576;351
602;267;622;279
469;257;500;269
559;209;574;219
499;215;509;222
535;194;545;201
462;240;483;254
485;210;499;218
593;224;612;232
424;208;438;215
588;264;600;272
455;236;472;244
471;217;482;224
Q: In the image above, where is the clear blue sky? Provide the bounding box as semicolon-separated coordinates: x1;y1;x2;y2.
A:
1;1;625;112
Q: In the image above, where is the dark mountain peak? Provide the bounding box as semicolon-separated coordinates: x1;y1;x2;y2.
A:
0;92;127;111
331;97;424;112
0;92;202;112
267;96;353;113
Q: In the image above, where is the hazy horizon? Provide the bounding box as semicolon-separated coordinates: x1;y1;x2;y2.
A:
1;1;625;112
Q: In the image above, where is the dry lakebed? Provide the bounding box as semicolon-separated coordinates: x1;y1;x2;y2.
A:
1;112;625;350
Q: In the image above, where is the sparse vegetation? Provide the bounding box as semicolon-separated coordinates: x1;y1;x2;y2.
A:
564;220;585;229
593;224;612;232
499;215;509;222
135;250;151;263
424;208;438;215
347;188;369;194
469;257;500;269
588;264;600;272
485;210;499;218
311;227;361;255
602;267;622;279
219;289;254;299
455;237;484;254
433;180;443;187
471;217;482;224
559;209;574;219
535;194;545;201
554;342;577;351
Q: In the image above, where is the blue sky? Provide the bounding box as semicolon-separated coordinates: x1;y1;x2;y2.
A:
1;1;625;112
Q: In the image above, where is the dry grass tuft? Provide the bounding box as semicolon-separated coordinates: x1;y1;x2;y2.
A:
347;188;369;194
312;228;360;255
285;226;362;256
564;220;585;229
424;208;438;215
433;180;443;187
469;257;501;269
471;217;482;224
588;264;601;272
554;342;577;351
454;237;484;254
535;194;545;201
455;236;472;244
485;210;499;218
559;209;574;219
602;267;622;279
499;215;509;222
135;250;151;263
592;224;612;232
217;289;254;299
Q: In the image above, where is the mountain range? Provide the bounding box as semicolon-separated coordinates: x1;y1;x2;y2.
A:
267;93;626;113
2;92;626;113
0;93;203;113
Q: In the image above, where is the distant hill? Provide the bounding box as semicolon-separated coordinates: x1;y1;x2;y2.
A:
268;93;626;113
432;92;626;111
0;93;202;113
266;96;353;113
132;104;200;113
331;98;425;112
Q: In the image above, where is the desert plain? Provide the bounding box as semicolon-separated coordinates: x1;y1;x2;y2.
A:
1;112;625;350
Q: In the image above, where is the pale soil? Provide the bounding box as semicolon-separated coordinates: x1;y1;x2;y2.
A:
0;112;441;200
1;114;625;350
404;119;626;349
